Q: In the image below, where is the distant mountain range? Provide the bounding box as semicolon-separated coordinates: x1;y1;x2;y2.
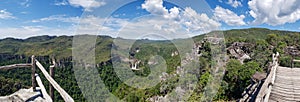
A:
0;28;298;63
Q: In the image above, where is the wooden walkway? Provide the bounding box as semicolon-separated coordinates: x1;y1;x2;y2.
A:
254;52;300;102
240;52;300;102
269;67;300;102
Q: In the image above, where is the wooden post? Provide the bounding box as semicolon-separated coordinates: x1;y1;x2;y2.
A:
291;54;294;68
49;65;55;100
31;55;36;91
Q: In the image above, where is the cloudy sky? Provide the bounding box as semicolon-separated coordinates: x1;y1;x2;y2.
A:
0;0;300;39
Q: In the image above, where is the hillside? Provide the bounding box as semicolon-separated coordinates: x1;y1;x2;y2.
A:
0;28;299;101
0;28;297;62
0;35;113;63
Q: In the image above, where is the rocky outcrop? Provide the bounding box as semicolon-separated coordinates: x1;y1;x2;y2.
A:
204;36;224;45
193;42;204;57
0;87;46;102
130;59;141;70
285;46;300;56
171;51;178;57
227;42;252;64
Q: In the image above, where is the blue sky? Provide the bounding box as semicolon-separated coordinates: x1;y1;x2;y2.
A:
0;0;299;39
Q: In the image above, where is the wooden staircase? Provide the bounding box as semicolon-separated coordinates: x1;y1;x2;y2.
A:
269;67;300;102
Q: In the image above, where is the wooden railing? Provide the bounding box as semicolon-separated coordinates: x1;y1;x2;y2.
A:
292;59;300;68
35;74;52;101
255;52;279;102
35;60;74;102
0;55;74;102
0;64;32;70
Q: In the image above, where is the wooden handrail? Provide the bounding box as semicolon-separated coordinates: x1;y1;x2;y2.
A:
0;55;36;91
0;56;73;101
255;52;279;102
0;64;31;70
293;59;300;62
35;74;52;102
35;60;74;102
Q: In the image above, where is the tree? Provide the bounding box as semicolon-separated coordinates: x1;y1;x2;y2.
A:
279;56;292;67
224;60;262;100
253;39;272;70
266;34;279;46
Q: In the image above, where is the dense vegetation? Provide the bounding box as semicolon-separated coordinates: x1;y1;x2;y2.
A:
0;28;299;101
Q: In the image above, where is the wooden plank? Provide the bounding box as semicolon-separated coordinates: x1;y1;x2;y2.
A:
0;64;31;70
35;74;53;102
35;60;74;102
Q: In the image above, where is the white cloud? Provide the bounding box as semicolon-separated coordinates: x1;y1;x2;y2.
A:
248;0;300;26
141;0;180;20
141;0;221;34
20;0;31;7
7;0;222;39
31;14;129;36
213;6;246;26
20;11;29;14
114;16;190;39
54;0;68;6
168;7;180;19
54;0;105;11
22;26;44;32
183;7;221;32
32;15;80;23
0;9;16;19
67;0;106;12
0;27;40;39
142;0;168;16
227;0;242;8
0;26;74;39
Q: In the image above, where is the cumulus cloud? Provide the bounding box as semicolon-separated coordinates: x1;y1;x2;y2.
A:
141;0;168;16
55;0;106;12
227;0;242;8
141;0;221;34
69;0;106;11
213;6;246;26
141;0;180;19
14;0;222;39
0;9;16;19
248;0;300;26
183;7;221;32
